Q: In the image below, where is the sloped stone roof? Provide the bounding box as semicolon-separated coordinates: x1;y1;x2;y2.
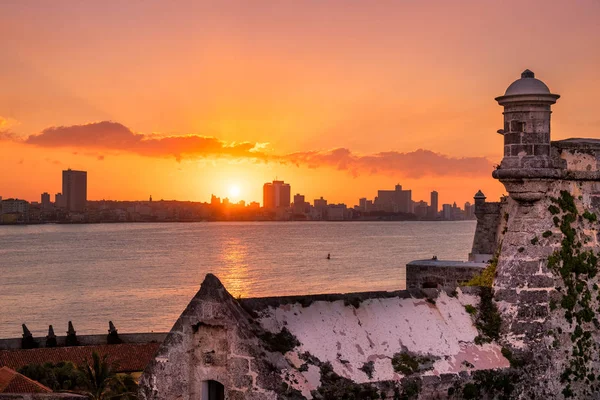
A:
140;274;510;399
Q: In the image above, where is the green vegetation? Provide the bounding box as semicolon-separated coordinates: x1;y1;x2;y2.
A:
18;361;82;391
473;287;502;344
463;255;498;287
549;205;561;215
311;362;380;399
531;236;539;245
543;230;553;238
583;210;597;223
546;190;600;392
260;327;301;354
501;347;525;368
449;370;519;400
19;352;138;400
464;304;477;315
391;353;433;376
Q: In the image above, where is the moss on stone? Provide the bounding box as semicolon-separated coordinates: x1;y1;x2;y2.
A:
391;353;432;376
583;210;597;223
464;304;477;315
474;287;502;344
311;362;380;399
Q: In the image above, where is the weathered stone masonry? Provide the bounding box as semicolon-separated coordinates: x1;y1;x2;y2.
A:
140;70;600;399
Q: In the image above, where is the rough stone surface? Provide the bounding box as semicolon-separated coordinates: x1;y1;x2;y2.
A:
405;260;487;289
139;276;508;399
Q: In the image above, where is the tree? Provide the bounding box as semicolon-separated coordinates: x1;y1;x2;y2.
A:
78;351;137;400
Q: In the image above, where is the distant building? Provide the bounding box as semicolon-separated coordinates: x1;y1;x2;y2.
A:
428;190;439;218
313;197;327;208
464;201;474;219
327;204;347;220
414;200;429;218
0;198;30;223
62;169;87;213
55;193;65;209
374;184;412;213
41;192;51;210
1;199;29;215
442;204;453;220
263;180;291;209
292;193;308;214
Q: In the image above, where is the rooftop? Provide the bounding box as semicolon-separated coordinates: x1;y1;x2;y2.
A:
504;69;551;96
0;367;52;394
0;343;159;374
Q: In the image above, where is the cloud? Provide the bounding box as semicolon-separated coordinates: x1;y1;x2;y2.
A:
25;121;269;161
0;116;20;130
0;130;21;141
19;120;491;178
283;148;493;178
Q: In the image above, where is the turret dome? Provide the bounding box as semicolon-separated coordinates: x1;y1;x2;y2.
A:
503;69;551;96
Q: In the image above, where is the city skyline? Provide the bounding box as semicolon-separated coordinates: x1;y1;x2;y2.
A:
2;1;599;207
0;168;474;213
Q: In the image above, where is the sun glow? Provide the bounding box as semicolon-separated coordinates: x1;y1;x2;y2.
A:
229;185;241;199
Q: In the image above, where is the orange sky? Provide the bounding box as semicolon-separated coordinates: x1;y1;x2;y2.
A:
1;0;599;207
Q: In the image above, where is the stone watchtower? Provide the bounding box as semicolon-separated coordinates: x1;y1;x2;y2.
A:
492;70;600;397
492;70;562;202
495;69;560;170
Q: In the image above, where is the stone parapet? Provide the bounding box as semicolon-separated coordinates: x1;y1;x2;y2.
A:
405;260;487;289
0;333;167;351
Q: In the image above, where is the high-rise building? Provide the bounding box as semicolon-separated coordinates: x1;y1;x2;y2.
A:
55;193;64;209
374;184;412;213
313;197;328;209
262;180;291;209
41;192;51;210
414;200;429;218
442;204;453;220
428;191;439;217
62;169;87;213
293;194;308;214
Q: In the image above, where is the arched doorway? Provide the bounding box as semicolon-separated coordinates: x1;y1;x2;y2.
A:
201;380;224;400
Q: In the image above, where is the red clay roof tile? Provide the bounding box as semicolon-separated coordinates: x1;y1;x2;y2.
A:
0;343;160;374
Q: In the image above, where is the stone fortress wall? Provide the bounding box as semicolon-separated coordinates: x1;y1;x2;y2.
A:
139;70;600;399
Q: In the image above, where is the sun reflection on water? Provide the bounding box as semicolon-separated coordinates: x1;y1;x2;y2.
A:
218;237;250;298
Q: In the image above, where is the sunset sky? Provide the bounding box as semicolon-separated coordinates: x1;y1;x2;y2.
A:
1;0;599;207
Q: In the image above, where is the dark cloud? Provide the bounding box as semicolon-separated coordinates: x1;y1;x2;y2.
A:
20;120;491;178
25;121;267;161
283;148;493;178
0;130;21;141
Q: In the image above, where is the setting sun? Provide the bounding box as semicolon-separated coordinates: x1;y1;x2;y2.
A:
229;185;241;199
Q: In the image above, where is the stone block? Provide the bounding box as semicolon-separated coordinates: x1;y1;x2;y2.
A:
511;320;545;336
517;261;540;275
504;132;522;145
495;289;518;303
232;373;253;389
511;144;533;156
518;290;549;304
517;304;549;319
229;357;250;374
534;145;551;156
528;275;555;288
